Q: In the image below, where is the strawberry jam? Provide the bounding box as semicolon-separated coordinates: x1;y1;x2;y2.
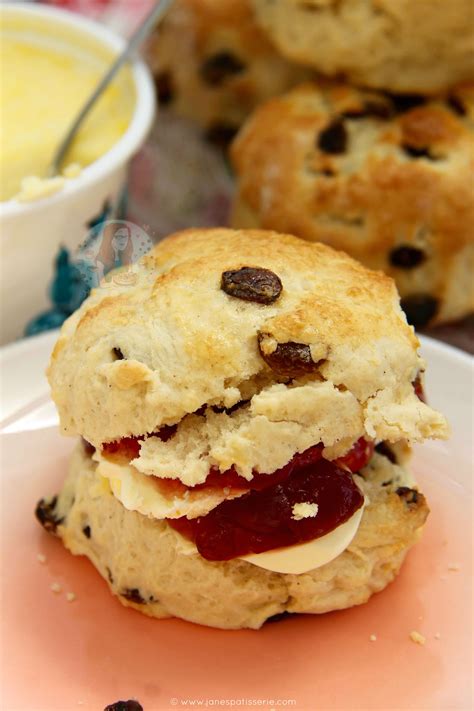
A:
169;441;370;561
102;427;373;562
413;374;426;403
102;424;177;458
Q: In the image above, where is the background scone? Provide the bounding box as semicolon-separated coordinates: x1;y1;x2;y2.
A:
251;0;474;94
145;0;310;145
231;82;474;327
41;228;448;629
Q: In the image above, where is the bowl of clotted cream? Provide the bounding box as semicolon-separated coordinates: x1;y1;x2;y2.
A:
0;2;155;344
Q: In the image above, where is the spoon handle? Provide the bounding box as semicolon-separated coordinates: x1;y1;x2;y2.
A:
49;0;174;177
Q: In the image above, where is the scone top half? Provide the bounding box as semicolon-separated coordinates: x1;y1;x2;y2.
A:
48;228;447;487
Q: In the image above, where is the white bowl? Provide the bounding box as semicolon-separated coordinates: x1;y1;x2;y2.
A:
0;2;156;344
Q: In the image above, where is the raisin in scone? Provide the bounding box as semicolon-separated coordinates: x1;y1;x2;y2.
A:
38;228;448;629
145;0;310;144
251;0;474;94
231;82;474;327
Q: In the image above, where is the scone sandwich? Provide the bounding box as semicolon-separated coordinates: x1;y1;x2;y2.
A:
36;228;448;629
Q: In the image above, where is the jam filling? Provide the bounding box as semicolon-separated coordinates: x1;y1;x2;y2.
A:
169;439;372;561
102;428;373;562
413;374;426;403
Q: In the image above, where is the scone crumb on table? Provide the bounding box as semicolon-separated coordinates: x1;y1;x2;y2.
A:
50;582;62;594
37;553;47;564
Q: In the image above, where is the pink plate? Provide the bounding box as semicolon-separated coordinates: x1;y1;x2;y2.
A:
0;334;472;711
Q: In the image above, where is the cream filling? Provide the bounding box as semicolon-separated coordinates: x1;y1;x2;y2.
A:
95;455;244;519
239;504;365;574
96;451;367;575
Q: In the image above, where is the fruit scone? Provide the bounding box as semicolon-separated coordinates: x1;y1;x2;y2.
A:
37;228;448;630
251;0;474;94
145;0;311;146
231;81;474;328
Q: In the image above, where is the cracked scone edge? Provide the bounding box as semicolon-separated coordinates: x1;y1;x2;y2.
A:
46;443;428;630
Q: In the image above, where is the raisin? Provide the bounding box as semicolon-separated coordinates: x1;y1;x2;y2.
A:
402;144;434;160
82;438;95;455
387;93;426;113
400;294;438;328
121;588;146;604
381;479;393;487
104;701;143;711
82;525;91;539
317;118;347;154
342;109;364;120
447;95;466;116
200;51;245;86
35;497;63;535
154;70;174;106
266;611;294;624
221;267;282;304
258;336;323;378
389;245;426;269
106;567;114;584
112;347;125;360
204;122;238;148
396;486;420;505
375;442;397;464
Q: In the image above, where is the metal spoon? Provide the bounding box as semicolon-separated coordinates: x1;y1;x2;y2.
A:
48;0;174;177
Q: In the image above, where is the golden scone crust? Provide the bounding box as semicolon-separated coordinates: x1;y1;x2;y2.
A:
48;228;447;467
41;443;428;630
145;0;310;141
251;0;474;94
231;83;474;327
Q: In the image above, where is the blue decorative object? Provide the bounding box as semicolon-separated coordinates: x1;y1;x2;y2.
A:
25;187;136;338
25;247;91;337
50;247;90;313
25;309;69;337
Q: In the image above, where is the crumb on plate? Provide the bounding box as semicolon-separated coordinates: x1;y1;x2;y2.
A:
409;630;426;645
50;582;62;594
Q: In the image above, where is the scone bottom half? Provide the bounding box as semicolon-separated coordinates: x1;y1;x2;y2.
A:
39;228;449;629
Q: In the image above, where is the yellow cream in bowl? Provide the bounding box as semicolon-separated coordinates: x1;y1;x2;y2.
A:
0;17;135;202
